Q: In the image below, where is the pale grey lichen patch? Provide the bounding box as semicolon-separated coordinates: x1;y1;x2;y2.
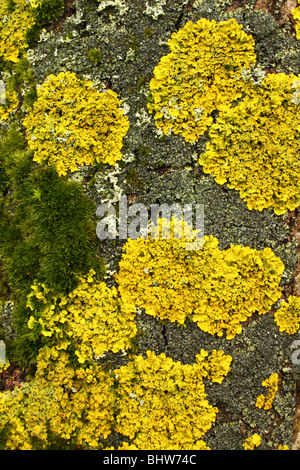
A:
97;0;129;16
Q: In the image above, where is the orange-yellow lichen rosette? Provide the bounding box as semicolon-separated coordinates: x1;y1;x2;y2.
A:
274;296;300;335
24;71;129;175
148;17;256;142
116;229;284;339
0;0;36;62
199;73;300;215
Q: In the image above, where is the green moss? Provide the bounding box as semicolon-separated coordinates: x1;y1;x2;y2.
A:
144;28;154;38
137;75;147;90
0;123;26;194
125;34;140;53
126;168;137;182
87;48;103;65
34;0;64;25
0;427;9;450
0;126;106;366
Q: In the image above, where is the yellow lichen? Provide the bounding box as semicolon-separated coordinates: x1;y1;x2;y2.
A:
23;71;129;175
0;0;36;63
256;373;279;411
199;73;300;215
114;349;231;450
0;1;295;452
243;434;261;450
0;88;19;122
147;17;256;143
116;224;284;339
274;296;300;335
292;0;300;39
0;348;115;449
27;271;137;363
118;440;211;450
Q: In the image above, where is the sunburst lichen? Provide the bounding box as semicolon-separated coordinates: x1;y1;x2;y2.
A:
274;296;300;335
199;73;300;215
147;17;256;143
255;373;279;411
0;348;115;449
26;271;137;363
0;0;63;63
243;434;261;450
116;225;284;339
114;349;232;450
23;71;130;176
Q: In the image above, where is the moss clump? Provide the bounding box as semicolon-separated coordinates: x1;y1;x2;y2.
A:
26;0;65;47
292;0;300;40
0;155;104;297
0;127;106;365
87;48;103;65
0;57;37;125
26;271;137;364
